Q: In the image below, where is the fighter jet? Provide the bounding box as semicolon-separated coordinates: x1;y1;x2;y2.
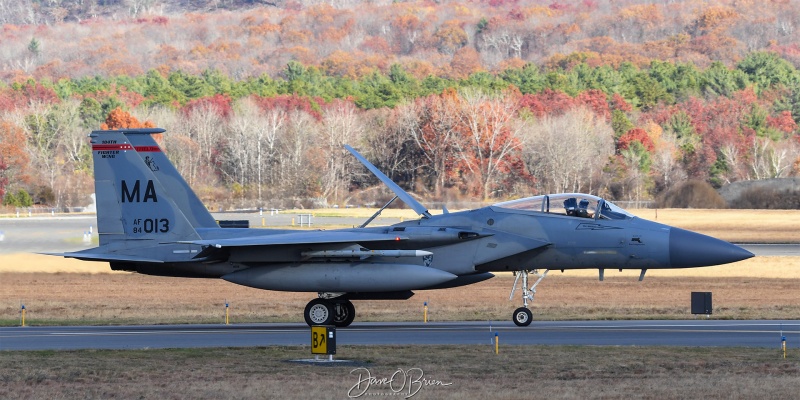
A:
53;128;754;327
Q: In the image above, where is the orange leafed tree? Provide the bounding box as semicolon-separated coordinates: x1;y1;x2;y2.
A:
101;107;156;130
0;121;29;169
0;120;31;197
449;47;483;79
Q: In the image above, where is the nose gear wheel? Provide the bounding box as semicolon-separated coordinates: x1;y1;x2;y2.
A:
509;269;549;327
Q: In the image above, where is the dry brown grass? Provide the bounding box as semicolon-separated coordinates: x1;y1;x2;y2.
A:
0;254;125;274
1;346;798;399
2;255;799;325
628;208;800;243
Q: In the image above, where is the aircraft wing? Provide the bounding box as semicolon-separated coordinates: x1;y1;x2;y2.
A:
179;231;409;248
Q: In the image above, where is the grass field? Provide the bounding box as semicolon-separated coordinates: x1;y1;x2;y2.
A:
1;346;798;399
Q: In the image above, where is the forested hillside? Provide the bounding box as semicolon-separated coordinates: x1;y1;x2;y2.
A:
1;0;800;209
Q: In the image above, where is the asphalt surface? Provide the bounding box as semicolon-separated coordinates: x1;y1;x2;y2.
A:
0;215;98;254
2;321;798;351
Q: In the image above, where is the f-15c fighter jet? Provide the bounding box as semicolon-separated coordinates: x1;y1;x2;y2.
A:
52;128;753;327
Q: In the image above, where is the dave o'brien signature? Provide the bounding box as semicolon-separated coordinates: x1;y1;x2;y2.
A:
348;367;453;398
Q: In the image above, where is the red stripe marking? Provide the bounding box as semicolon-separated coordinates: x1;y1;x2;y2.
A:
92;144;133;151
135;146;161;152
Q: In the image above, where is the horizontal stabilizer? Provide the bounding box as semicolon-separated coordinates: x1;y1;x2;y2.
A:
43;251;164;264
179;231;409;248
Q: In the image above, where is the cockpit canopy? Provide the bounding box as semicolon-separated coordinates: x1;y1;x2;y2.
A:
493;193;633;220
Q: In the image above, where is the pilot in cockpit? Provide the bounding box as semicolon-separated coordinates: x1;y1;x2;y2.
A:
564;197;593;218
576;198;591;218
563;197;578;216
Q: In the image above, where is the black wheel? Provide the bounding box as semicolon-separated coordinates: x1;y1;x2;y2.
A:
304;299;333;326
512;307;533;327
333;300;356;327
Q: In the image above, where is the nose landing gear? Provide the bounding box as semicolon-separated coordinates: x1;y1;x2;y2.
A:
509;269;549;326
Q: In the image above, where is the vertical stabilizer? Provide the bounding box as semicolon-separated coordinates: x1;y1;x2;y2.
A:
91;129;201;246
121;130;218;229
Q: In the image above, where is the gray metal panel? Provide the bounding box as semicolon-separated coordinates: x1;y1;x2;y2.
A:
122;131;219;229
89;131;202;245
94;180;125;245
56;251;165;264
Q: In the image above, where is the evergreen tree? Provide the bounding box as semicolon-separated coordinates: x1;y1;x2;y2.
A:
2;191;17;206
17;189;33;207
27;38;41;57
79;98;104;128
737;52;797;91
500;64;546;94
611;110;634;138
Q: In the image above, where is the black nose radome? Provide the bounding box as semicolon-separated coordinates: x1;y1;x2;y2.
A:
669;228;754;268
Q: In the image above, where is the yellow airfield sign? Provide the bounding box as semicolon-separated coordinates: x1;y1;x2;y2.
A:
311;325;336;355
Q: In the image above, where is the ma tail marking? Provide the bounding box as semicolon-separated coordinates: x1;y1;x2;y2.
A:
121;180;158;203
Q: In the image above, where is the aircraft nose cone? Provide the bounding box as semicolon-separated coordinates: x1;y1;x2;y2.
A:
669;228;754;268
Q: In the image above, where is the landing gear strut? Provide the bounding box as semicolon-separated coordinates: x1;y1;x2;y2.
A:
509;269;549;327
303;297;356;327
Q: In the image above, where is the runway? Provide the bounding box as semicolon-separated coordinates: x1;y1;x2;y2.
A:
2;320;798;351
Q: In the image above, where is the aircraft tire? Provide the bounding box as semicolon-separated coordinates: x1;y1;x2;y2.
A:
512;307;533;327
333;300;356;327
304;299;334;326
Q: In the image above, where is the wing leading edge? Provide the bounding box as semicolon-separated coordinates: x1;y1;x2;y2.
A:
178;230;409;248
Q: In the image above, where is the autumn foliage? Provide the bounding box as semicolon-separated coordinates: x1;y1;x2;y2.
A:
100;107;156;130
2;1;800;208
3;1;800;81
618;128;655;152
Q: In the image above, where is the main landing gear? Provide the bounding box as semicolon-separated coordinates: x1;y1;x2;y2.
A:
509;269;549;327
303;296;356;327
